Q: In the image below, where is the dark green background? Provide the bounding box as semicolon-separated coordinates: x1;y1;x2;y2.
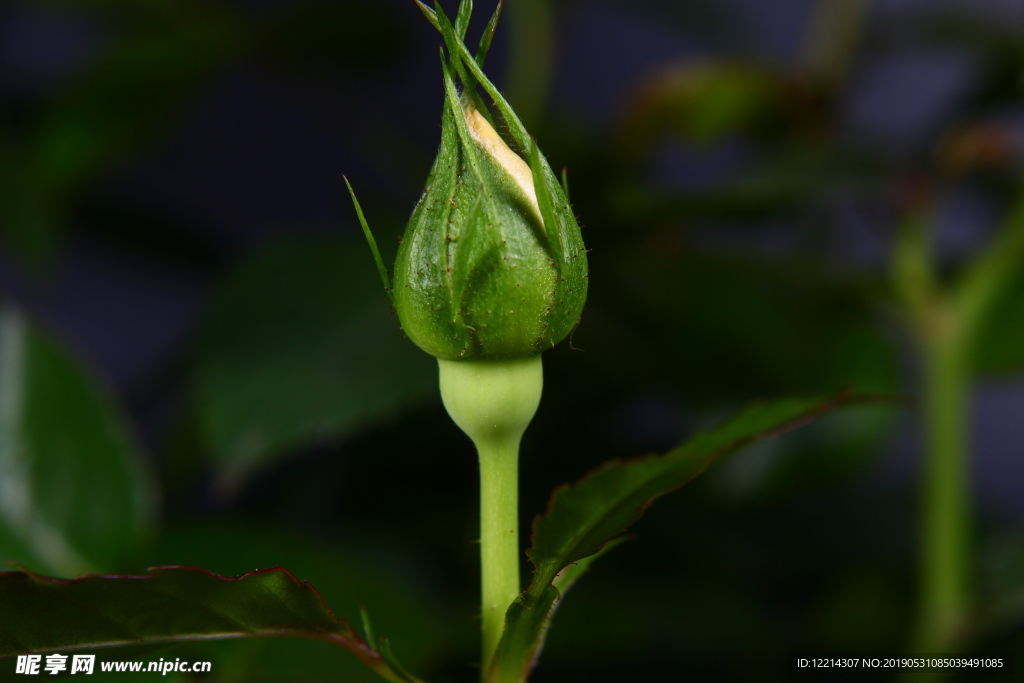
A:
0;0;1022;680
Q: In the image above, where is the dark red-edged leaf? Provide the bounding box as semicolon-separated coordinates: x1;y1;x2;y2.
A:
0;566;424;683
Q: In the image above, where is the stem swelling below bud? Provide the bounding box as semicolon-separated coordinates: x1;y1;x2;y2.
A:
439;356;543;447
438;356;543;669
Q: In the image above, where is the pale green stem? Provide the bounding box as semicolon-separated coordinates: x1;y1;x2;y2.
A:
892;205;972;659
476;434;521;669
438;355;543;673
901;186;1024;658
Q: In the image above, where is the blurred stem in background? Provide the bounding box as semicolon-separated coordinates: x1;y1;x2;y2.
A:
800;0;873;88
895;184;1024;655
505;0;553;131
919;308;971;654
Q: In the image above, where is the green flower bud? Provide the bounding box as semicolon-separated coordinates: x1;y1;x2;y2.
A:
391;38;588;361
347;5;589;668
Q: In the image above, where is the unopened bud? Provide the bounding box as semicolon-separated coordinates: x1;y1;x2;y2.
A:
392;67;587;361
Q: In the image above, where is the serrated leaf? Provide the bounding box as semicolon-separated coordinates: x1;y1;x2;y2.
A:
488;394;874;682
0;306;155;576
0;566;424;683
484;538;624;683
487;584;559;683
148;520;453;676
194;236;435;482
549;537;627;596
529;394;863;586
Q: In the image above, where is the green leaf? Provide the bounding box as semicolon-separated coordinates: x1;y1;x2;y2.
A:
488;394;874;682
147;520;456;676
973;267;1024;375
549;537;627;596
194;236;435;482
0;306;155;576
0;566;424;683
529;395;866;585
487;585;559;683
484;538;624;683
954;184;1024;342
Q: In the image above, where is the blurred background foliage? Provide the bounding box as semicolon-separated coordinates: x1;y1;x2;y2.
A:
0;0;1022;680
